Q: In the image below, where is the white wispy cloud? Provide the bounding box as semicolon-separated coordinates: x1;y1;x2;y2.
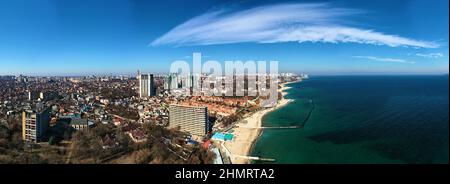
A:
415;53;444;58
151;3;438;48
354;56;415;64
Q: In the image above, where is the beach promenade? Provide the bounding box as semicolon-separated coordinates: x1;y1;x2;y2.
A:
224;80;299;164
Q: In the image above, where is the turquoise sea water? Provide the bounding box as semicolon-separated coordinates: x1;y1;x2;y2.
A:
251;75;449;164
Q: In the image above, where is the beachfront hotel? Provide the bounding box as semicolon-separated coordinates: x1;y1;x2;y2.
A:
169;104;209;136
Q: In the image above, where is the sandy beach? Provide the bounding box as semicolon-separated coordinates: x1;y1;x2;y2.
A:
224;80;299;164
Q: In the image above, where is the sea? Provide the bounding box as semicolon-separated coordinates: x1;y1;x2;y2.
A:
251;75;449;164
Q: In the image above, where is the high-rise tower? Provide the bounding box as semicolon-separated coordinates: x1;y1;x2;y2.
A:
139;74;156;98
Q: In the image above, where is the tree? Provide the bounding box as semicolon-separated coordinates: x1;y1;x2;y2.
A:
48;136;56;145
133;149;152;164
116;129;132;151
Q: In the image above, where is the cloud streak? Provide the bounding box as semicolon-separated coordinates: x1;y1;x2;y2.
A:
354;56;415;64
415;53;444;58
151;3;438;48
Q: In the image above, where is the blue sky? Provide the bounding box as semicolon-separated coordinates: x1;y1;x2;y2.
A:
0;0;448;76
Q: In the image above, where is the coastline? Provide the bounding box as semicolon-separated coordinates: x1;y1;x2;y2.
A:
224;80;300;164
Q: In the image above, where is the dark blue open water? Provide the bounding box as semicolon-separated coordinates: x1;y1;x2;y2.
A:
252;75;449;163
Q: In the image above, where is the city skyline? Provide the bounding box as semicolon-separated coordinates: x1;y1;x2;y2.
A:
0;0;449;76
0;0;448;168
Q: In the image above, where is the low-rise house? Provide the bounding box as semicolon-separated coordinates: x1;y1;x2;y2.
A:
127;129;146;143
102;134;119;149
113;117;123;126
69;118;94;131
